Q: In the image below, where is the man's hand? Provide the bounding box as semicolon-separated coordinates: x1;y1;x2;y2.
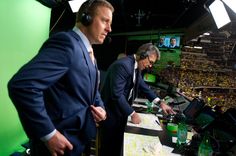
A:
131;112;141;124
90;105;107;122
160;101;176;115
45;130;73;156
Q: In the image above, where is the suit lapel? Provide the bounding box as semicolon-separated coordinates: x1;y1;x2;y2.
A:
134;69;140;98
84;49;97;103
92;63;99;102
72;31;97;104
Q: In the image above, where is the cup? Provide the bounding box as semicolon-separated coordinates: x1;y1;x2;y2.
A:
177;122;187;145
167;123;178;134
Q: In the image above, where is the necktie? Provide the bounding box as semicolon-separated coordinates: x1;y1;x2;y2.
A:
89;48;95;65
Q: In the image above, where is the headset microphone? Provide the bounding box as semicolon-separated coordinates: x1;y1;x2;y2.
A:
105;36;112;44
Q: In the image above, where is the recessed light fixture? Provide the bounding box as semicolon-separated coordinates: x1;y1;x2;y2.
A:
68;0;86;13
209;0;231;29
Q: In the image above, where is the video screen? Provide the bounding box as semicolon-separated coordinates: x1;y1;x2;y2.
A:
157;35;181;49
143;73;156;83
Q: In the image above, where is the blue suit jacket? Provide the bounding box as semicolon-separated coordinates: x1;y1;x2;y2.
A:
99;55;158;155
101;55;157;119
8;30;104;145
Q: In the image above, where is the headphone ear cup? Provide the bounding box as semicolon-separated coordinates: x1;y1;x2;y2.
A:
81;12;92;26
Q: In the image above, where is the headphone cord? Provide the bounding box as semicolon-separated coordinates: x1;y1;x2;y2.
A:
50;8;66;33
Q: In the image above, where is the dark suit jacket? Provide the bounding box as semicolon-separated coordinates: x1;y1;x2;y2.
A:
99;55;158;155
101;55;157;117
8;30;104;154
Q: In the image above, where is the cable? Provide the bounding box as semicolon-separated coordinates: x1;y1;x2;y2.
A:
50;8;66;33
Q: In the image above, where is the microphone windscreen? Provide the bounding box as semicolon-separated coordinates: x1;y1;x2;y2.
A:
105;36;112;44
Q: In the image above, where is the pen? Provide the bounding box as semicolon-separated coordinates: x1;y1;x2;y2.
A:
155;120;160;125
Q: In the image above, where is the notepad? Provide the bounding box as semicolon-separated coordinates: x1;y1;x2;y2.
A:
124;133;181;156
124;133;162;156
127;113;162;131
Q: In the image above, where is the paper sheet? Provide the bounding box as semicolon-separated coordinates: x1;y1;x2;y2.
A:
124;133;162;156
127;113;162;131
124;133;181;156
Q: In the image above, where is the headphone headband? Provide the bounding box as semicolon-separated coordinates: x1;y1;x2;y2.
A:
81;0;96;26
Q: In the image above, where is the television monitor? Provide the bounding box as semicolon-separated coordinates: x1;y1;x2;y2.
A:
183;98;205;120
157;35;181;49
143;73;156;83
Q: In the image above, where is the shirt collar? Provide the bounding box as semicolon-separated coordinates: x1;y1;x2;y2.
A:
73;26;92;52
133;54;138;70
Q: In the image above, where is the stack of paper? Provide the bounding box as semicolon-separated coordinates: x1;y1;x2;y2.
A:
124;133;181;156
127;113;162;131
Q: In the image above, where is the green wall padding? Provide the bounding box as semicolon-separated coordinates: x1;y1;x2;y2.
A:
0;0;51;155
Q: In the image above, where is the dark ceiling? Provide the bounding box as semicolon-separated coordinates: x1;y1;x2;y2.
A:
108;0;209;33
49;0;212;35
39;0;236;70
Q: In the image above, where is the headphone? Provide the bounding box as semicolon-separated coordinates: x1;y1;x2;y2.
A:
139;51;149;59
137;43;160;61
80;0;96;26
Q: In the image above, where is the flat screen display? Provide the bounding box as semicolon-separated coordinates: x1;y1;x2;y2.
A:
157;35;181;49
143;73;156;83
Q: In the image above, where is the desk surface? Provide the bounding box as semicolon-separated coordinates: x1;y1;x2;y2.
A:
124;112;182;156
123;99;198;156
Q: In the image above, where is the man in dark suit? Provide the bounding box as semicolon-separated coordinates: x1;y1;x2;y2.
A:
158;37;166;48
99;43;176;156
169;37;179;48
7;1;114;156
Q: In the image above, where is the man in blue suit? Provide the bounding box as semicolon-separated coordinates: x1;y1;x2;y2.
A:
99;43;176;156
169;37;179;49
7;0;114;156
158;37;166;48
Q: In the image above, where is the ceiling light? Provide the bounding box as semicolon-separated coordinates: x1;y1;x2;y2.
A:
209;0;231;29
222;0;236;14
193;46;203;49
203;32;210;36
68;0;86;13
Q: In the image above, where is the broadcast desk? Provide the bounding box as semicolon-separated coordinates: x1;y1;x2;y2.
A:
124;113;181;156
123;99;194;156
